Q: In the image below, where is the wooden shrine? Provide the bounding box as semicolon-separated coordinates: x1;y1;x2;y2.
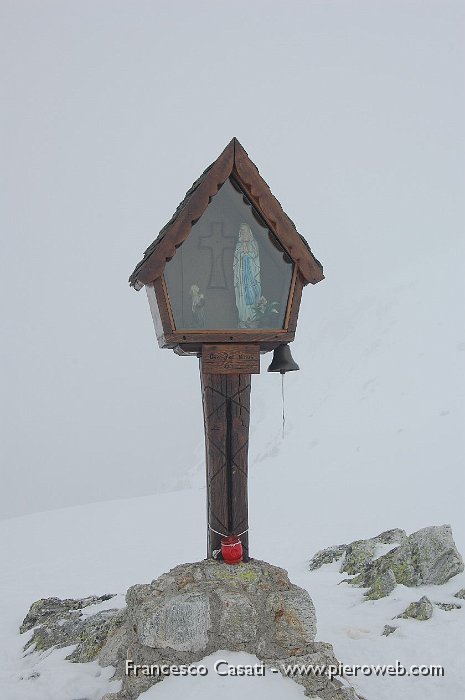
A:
129;138;324;561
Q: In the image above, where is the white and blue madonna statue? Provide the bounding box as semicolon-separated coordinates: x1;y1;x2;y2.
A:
233;223;262;328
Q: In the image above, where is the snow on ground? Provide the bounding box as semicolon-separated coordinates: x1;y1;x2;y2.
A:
1;222;462;700
293;558;465;700
0;491;464;700
137;651;307;700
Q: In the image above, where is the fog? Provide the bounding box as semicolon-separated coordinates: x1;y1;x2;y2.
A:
1;0;463;519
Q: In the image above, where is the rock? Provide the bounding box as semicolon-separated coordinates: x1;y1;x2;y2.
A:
217;591;257;643
365;569;397;600
434;602;462;611
340;528;407;584
396;596;433;621
117;559;361;699
68;609;127;663
310;528;406;573
267;642;360;699
309;544;347;570
133;591;211;652
311;525;463;596
454;588;465;599
22;559;362;700
125;559;316;662
20;594;116;633
407;525;464;585
98;613;130;668
339;529;407;576
22;600;125;663
20;594;123;662
347;525;463;599
348;543;415;593
266;589;316;653
382;625;397;636
340;540;376;575
372;529;407;545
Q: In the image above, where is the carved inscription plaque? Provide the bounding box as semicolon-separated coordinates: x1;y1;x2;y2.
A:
202;344;260;374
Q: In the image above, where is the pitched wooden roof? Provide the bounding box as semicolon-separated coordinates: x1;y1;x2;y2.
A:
129;138;324;290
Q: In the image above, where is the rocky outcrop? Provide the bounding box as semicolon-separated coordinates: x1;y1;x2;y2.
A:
364;568;397;601
20;594;124;662
381;625;397;636
407;526;464;584
309;544;348;570
434;602;461;611
21;560;361;700
309;529;406;574
396;596;433;621
340;540;376;576
310;525;463;600
340;529;407;576
20;594;116;634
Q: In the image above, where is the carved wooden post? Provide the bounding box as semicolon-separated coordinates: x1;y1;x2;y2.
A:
201;350;253;562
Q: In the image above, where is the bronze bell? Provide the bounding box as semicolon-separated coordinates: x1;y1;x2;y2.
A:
267;344;300;374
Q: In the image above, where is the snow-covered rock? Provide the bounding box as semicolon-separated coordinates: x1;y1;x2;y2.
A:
20;594;124;663
108;559;361;700
309;528;407;574
407;525;464;585
364;568;397;601
396;596;433;621
309;544;348;571
310;525;463;600
21;559;362;700
434;602;461;611
340;540;376;576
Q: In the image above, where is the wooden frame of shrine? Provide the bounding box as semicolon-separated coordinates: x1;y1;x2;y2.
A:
129;138;324;562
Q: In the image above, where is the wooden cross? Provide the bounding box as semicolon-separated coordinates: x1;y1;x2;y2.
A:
199;222;236;289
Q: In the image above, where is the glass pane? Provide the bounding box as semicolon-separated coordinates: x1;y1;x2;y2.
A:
164;178;294;330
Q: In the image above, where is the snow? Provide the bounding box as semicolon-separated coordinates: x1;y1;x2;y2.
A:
0;491;464;700
137;652;306;700
296;559;465;700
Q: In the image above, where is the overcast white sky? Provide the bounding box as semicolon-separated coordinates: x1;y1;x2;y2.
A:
1;1;464;520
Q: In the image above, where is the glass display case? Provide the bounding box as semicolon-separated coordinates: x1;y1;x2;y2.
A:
164;178;294;331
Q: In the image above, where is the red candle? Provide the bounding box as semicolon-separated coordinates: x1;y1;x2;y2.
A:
221;536;243;564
